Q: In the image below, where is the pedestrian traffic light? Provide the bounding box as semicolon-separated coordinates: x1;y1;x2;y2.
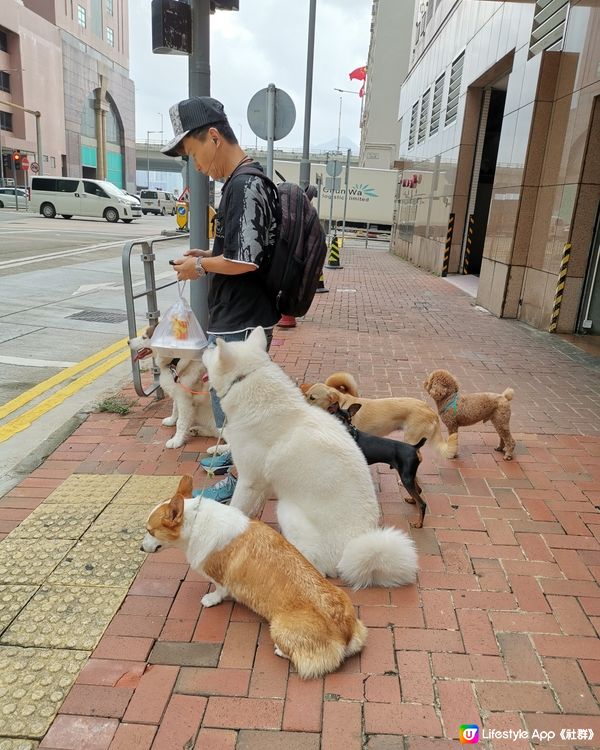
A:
1;152;11;174
13;150;21;170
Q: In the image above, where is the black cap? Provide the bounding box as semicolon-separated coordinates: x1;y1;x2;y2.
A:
162;97;227;157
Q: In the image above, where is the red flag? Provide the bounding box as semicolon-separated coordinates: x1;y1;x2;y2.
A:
349;66;367;81
359;81;366;98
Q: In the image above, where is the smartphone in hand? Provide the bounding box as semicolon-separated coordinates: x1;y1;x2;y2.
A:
168;260;176;266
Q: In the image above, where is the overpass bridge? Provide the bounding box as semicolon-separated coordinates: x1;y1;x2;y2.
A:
135;140;359;183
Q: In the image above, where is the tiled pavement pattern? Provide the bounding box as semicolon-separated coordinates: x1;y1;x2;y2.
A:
0;241;598;749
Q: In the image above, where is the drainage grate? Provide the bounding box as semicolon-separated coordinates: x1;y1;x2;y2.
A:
67;309;129;324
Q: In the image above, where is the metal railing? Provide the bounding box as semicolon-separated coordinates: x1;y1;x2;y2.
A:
122;233;189;398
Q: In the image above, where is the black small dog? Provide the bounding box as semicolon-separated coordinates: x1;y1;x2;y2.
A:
329;402;427;528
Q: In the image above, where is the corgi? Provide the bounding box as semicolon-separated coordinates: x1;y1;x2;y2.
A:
201;327;418;589
128;325;218;448
141;476;368;679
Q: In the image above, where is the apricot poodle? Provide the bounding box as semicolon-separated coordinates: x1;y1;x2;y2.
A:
423;369;515;460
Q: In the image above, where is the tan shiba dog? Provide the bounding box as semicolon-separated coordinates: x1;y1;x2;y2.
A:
304;372;458;458
141;476;368;679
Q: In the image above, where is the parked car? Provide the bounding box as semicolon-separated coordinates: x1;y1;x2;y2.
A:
139;189;177;216
121;189;141;205
0;187;28;209
29;177;141;222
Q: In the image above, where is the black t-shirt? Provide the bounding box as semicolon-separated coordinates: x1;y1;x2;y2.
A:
207;161;279;335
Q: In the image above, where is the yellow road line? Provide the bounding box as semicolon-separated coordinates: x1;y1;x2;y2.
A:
0;349;131;443
0;336;132;421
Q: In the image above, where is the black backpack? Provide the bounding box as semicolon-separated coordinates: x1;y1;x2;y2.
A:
233;167;328;317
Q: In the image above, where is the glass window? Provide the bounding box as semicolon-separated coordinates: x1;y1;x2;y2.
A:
78;5;87;28
445;52;464;127
0;29;7;53
408;102;419;150
0;71;10;94
84;180;107;197
107;0;114;15
140;190;157;199
32;178;56;191
81;93;96;138
56;179;80;192
0;111;12;132
106;106;120;143
106;27;114;46
429;74;445;137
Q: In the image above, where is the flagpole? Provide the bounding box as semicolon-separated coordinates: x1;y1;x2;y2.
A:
299;0;317;190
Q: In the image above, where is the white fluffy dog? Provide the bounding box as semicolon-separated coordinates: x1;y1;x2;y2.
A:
129;326;218;448
202;327;418;589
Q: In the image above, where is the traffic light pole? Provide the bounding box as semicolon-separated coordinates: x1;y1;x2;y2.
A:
299;0;317;191
188;0;210;331
0;99;43;176
12;156;19;211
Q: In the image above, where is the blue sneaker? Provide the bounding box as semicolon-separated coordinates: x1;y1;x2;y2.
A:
199;450;233;475
192;473;237;504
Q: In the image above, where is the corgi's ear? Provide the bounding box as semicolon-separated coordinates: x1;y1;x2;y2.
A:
163;494;184;528
247;326;267;350
347;403;361;418
175;475;193;498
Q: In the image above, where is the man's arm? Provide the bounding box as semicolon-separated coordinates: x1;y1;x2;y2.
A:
173;253;256;280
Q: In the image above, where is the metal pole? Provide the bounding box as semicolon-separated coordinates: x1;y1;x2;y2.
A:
341;148;350;243
336;95;342;153
12;156;18;211
365;222;369;249
327;153;335;239
0;125;4;183
299;0;317;190
34;112;43;175
316;172;322;221
146;132;150;188
188;0;211;330
266;82;275;181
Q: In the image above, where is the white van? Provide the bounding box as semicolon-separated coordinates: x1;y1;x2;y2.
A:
139;189;177;216
29;177;142;223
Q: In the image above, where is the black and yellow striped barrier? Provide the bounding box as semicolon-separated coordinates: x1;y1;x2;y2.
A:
463;214;474;274
315;271;329;293
442;213;454;277
325;235;344;269
549;243;571;333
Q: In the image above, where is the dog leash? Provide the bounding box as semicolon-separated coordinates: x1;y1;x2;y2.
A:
168;361;210;395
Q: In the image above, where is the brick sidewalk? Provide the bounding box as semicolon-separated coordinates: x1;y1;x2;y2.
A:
1;242;599;750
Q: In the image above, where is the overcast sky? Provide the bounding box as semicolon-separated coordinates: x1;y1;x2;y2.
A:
130;0;371;151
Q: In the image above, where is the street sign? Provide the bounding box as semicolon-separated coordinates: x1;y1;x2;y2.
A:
247;87;296;141
21;156;29;171
30;162;39;174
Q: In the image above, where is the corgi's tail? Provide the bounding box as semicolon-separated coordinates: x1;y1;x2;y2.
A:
430;421;458;458
337;527;418;590
325;372;359;397
502;388;514;401
271;613;366;680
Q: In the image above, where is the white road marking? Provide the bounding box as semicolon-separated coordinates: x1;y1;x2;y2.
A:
70;271;175;297
0;238;148;269
0;355;77;368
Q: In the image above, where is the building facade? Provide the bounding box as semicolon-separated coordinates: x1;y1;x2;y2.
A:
391;0;600;335
1;0;135;189
359;0;415;169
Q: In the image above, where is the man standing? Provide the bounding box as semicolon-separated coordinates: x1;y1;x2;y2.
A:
163;96;279;502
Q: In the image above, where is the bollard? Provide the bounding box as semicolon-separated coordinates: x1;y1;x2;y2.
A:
315;271;329;293
463;214;474;274
325;235;344;269
548;243;571;333
442;213;454;277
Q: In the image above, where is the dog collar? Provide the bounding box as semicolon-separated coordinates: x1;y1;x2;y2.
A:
440;392;459;415
218;373;248;400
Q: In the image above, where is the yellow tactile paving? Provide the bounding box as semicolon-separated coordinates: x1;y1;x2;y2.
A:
8;505;101;540
0;474;170;745
0;739;38;750
2;584;128;650
111;474;181;505
0;646;88;739
42;473;129;505
0;539;74;586
0;586;38;635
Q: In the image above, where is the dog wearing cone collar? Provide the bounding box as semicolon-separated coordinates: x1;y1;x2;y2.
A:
128;325;218;448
